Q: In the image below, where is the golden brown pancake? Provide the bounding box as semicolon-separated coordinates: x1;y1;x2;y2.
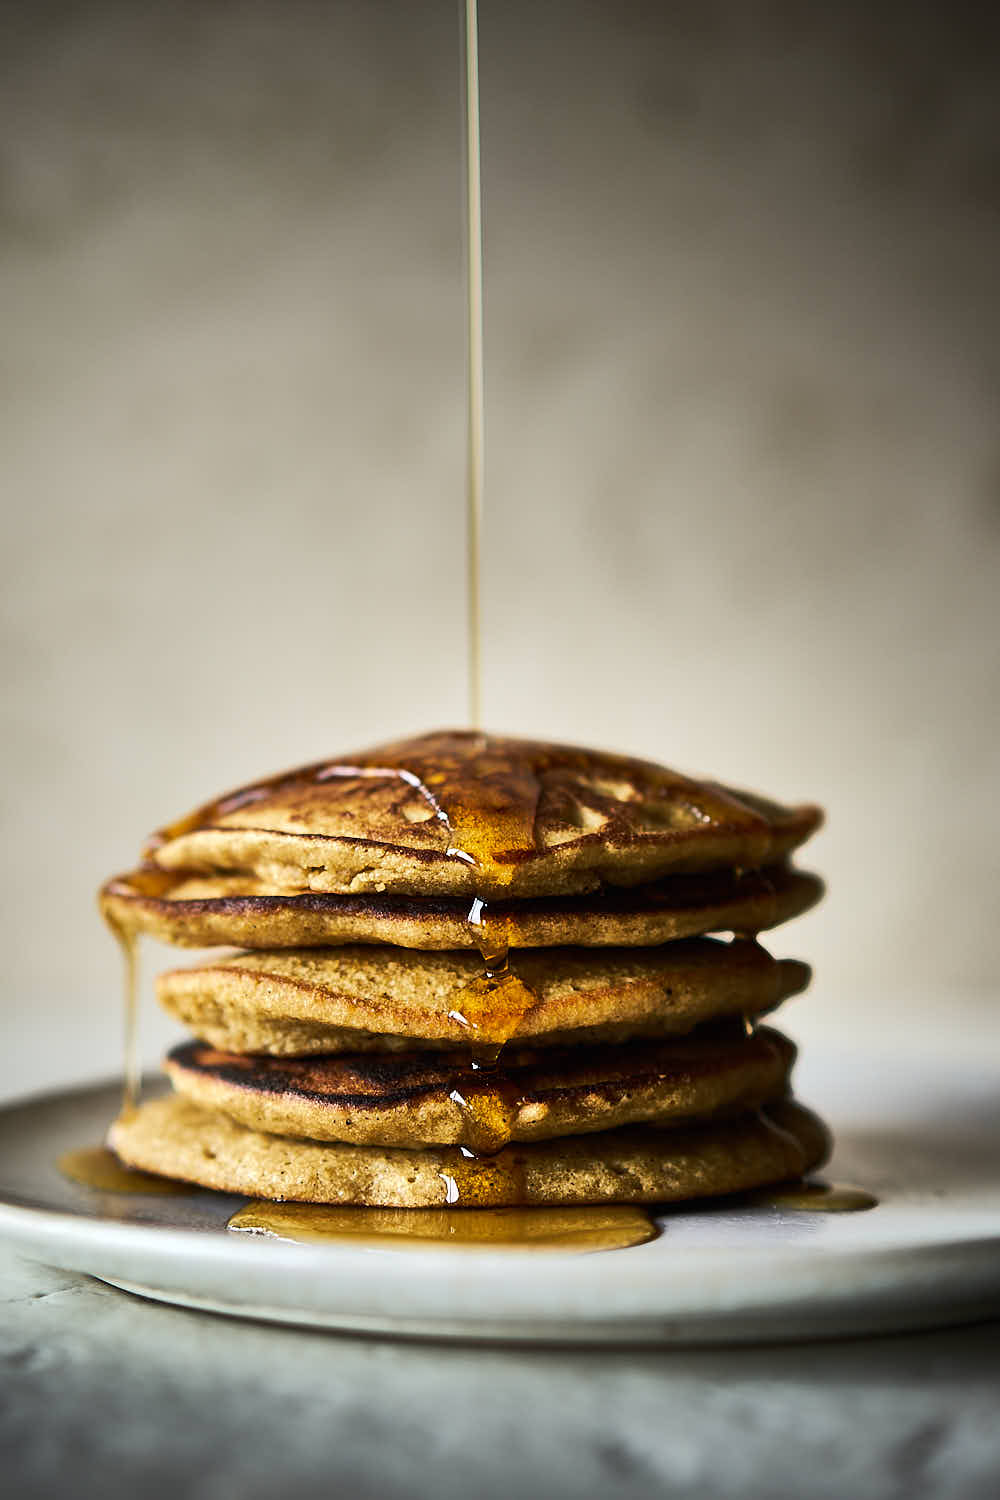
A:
108;1093;829;1207
102;862;822;950
156;938;809;1055
135;731;822;900
165;1025;796;1150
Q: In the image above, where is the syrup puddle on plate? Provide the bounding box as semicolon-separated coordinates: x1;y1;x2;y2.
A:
57;1147;878;1248
58;1146;192;1196
745;1180;879;1213
226;1201;660;1253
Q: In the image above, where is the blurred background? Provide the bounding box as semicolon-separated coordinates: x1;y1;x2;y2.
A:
2;0;998;1095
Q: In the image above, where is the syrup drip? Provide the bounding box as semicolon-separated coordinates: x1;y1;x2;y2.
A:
228;1200;658;1252
437;1132;530;1206
108;920;141;1118
348;748;551;1175
58;1146;189;1195
449;897;537;1049
438;893;543;1173
446;1066;528;1160
746;1180;878;1213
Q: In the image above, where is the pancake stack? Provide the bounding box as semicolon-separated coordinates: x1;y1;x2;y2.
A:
102;731;829;1207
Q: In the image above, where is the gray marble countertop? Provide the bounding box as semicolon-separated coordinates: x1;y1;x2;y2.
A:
2;1245;998;1500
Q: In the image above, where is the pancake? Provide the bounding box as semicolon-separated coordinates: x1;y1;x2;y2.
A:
108;1093;829;1207
157;938;810;1055
101;861;822;950
139;731;822;900
164;1025;796;1150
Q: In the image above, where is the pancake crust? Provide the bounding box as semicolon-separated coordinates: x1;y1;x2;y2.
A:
165;1025;797;1149
108;1094;830;1206
140;731;823;899
156;938;810;1055
102;863;822;950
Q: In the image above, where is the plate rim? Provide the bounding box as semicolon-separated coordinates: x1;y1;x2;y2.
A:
3;1075;1000;1343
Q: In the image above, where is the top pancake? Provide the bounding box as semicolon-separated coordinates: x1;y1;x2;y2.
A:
134;730;822;900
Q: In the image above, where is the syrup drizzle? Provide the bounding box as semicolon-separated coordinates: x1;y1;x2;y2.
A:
462;0;485;730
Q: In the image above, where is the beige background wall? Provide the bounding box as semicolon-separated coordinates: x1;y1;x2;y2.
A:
2;1;998;1094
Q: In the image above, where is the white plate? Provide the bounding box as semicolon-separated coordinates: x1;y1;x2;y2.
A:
1;1040;998;1344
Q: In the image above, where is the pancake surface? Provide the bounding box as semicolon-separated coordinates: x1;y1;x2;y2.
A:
157;938;810;1054
165;1024;796;1150
108;1093;829;1207
129;730;822;901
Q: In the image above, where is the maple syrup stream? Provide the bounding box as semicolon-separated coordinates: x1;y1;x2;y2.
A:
463;0;485;733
